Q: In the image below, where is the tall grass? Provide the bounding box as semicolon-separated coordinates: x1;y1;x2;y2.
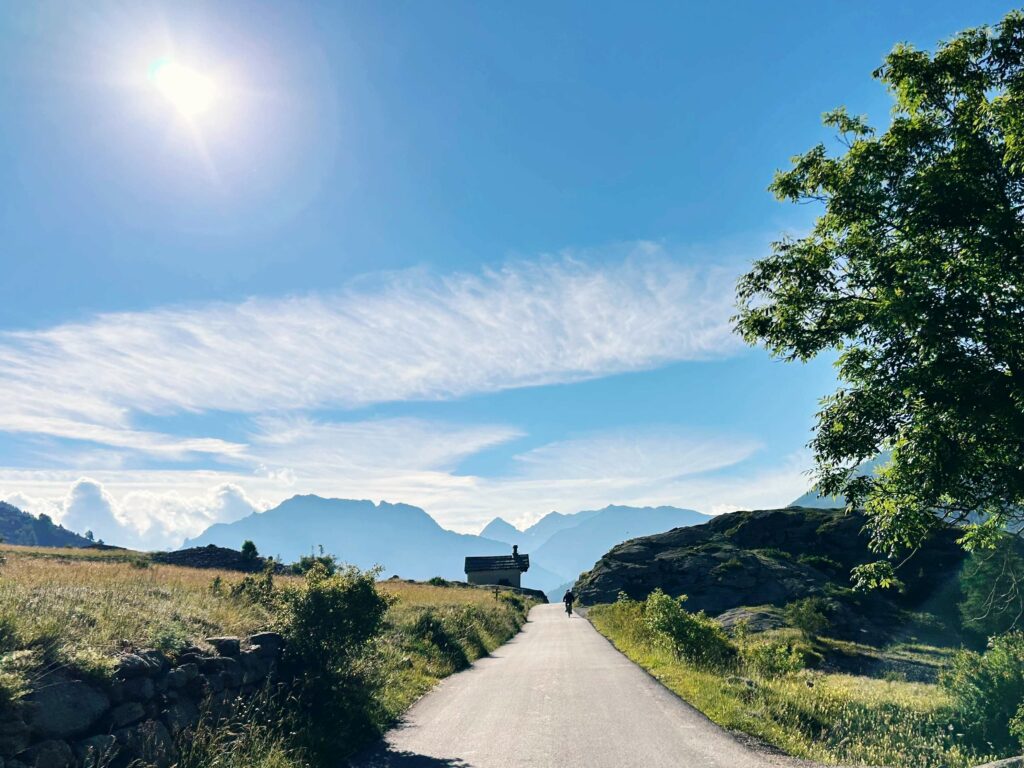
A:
0;548;535;767
589;599;1000;768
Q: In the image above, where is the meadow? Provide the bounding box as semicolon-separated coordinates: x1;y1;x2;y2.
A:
588;598;999;768
0;545;536;767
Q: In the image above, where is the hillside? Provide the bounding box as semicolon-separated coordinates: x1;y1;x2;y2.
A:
0;500;92;547
480;504;709;595
184;495;562;588
575;506;966;641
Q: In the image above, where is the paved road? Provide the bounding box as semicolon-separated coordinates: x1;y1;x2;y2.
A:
353;604;811;768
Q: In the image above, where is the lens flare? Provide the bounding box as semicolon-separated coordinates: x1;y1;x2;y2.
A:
148;57;218;117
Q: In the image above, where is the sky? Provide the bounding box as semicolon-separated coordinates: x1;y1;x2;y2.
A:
0;1;1016;549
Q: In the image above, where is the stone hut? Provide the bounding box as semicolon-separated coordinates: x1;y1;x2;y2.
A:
464;545;530;588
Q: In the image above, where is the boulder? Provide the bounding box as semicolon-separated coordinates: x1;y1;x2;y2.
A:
161;699;199;735
26;680;109;739
246;632;284;657
17;740;73;768
206;637;240;657
121;677;154;702
72;734;117;767
716;606;786;633
113;720;175;768
0;717;30;757
108;702;145;729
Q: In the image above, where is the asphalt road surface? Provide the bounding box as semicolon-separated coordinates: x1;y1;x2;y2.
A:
353;603;814;768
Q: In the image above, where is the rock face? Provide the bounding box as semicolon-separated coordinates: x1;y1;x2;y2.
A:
574;506;967;638
1;632;285;768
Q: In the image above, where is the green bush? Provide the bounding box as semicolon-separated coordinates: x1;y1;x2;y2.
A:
941;631;1024;752
279;563;392;760
740;636;818;678
641;589;735;668
784;597;831;639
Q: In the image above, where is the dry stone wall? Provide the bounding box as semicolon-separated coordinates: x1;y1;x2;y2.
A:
0;631;285;768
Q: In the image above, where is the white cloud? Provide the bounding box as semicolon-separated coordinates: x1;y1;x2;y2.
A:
0;251;740;456
2;478;265;550
513;431;761;481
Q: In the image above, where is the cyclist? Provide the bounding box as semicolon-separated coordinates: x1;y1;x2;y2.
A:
562;588;575;617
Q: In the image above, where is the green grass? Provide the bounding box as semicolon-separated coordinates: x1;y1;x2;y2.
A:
589;600;1000;768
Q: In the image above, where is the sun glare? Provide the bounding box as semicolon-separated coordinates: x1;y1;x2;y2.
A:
148;57;218;117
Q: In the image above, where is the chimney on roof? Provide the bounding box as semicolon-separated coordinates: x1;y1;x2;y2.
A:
512;544;519;558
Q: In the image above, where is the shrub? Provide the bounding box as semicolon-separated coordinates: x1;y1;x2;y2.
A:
241;540;259;561
754;548;793;560
279;563;392;760
290;553;338;576
740;636;818;678
784;597;831;639
941;631;1024;752
642;589;734;668
427;576;449;587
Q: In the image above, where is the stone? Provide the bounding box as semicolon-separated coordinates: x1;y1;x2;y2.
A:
161;699;199;735
17;739;73;768
136;650;169;675
72;734;117;767
121;677;154;702
0;717;30;757
114;720;175;768
108;702;145;728
205;637;240;657
219;658;244;688
239;650;270;684
114;654;152;679
246;632;284;657
26;681;109;739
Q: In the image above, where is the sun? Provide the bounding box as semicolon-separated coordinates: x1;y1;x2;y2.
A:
148;57;218;118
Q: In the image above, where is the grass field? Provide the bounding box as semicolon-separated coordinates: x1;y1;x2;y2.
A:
589;601;999;768
0;544;536;766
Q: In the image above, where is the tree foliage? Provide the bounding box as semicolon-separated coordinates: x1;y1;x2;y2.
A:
736;11;1024;584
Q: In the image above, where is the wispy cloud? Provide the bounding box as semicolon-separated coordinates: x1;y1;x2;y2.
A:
0;249;740;456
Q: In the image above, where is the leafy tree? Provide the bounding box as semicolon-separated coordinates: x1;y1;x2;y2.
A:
736;11;1024;587
641;589;734;668
240;539;258;561
84;530;94;542
784;597;832;639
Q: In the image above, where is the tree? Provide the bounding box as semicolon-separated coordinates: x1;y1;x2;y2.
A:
960;538;1024;638
84;530;94;542
240;539;259;561
735;11;1024;588
784;597;831;640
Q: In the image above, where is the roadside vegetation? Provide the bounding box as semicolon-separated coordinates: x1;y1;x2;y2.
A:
589;590;1009;768
0;543;535;767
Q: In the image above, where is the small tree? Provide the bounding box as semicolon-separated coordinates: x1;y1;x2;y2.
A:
784;597;831;640
84;530;95;542
240;540;259;561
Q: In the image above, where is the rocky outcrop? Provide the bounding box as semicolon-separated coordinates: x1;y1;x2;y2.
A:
150;544;276;573
0;632;285;768
574;506;968;640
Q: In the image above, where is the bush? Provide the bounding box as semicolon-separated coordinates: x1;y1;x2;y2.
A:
290;553;338;576
642;589;735;668
740;636;818;678
941;631;1024;752
241;540;259;561
279;563;392;760
797;554;843;574
784;597;831;639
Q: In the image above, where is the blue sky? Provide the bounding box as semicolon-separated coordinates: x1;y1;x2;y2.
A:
0;1;1015;548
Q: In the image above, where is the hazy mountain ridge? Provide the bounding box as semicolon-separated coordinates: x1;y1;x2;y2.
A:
185;496;709;595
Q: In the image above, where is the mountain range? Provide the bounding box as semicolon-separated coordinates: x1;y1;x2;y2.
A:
186;496;711;596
